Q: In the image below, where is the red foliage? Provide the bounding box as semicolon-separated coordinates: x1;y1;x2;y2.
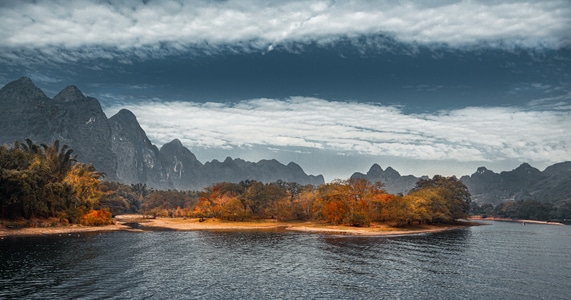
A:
80;208;113;226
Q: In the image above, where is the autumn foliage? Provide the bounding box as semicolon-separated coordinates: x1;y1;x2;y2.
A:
140;176;471;227
80;208;113;226
1;139;104;223
1;139;473;228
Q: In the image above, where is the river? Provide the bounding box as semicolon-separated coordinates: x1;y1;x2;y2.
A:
1;221;570;299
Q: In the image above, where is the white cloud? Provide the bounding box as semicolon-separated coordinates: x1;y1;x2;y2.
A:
103;97;571;166
1;0;569;62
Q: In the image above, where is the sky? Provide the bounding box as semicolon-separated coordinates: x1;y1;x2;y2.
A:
1;0;570;181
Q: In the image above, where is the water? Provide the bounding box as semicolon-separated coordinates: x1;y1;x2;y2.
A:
1;221;570;299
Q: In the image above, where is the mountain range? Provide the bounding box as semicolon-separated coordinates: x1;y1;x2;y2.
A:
0;77;324;190
351;161;571;205
1;77;569;205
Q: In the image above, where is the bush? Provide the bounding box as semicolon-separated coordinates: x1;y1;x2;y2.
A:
344;212;370;227
80;208;114;226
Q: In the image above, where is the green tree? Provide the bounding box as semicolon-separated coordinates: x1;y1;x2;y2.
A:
412;175;471;221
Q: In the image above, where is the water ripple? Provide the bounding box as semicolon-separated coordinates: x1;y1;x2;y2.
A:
1;223;570;299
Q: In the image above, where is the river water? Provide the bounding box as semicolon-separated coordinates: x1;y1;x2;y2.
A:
1;221;570;299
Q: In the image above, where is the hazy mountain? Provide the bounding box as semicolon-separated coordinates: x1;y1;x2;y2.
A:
0;77;324;190
201;158;324;189
350;164;420;195
353;162;571;205
461;162;571;205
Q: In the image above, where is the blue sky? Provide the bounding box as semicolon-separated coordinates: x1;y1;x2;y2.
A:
1;0;570;181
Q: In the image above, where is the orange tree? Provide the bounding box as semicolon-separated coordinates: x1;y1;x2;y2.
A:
314;178;387;226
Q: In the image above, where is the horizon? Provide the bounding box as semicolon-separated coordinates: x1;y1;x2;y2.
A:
1;0;570;182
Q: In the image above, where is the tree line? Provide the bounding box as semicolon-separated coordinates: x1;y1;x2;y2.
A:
129;176;471;227
2;139;474;227
471;200;571;221
0;139;111;225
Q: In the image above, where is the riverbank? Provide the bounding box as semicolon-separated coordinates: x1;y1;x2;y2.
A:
113;215;480;236
0;222;129;237
0;215;478;238
469;216;564;226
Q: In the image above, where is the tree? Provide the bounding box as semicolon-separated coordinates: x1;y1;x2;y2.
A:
241;181;288;218
0;139;106;223
314;179;384;226
293;186;317;220
412;175;471;221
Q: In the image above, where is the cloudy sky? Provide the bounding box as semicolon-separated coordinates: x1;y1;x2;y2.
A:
1;0;570;181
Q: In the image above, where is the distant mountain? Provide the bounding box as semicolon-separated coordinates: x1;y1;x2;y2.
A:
350;164;420;195
460;162;571;205
157;139;324;190
354;162;571;205
0;77;324;190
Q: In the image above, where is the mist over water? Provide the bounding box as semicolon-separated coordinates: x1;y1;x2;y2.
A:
1;221;570;299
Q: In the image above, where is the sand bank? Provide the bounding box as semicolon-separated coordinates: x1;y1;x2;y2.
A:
0;215;477;238
122;215;477;236
0;222;130;238
469;216;564;226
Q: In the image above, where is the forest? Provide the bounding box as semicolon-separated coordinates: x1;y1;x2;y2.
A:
3;140;568;227
0;139;111;225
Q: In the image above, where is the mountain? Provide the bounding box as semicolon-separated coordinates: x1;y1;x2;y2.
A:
159;139;324;190
350;163;420;195
0;77;324;190
0;77;118;180
2;77;567;200
108;109;170;189
159;139;204;190
460;162;571;205
353;162;571;205
201;158;324;189
52;86;118;179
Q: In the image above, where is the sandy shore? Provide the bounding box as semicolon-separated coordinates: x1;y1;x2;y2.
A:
469;216;564;226
121;215;477;236
0;215;477;238
0;222;130;238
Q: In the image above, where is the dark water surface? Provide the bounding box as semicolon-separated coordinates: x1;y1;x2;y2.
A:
1;221;570;299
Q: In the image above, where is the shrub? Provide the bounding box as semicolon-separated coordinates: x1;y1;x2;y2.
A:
80;208;114;226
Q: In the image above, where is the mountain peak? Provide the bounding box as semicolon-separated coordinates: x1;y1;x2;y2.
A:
287;161;303;171
0;76;47;101
12;77;34;87
543;161;571;176
513;162;540;174
368;163;383;175
11;77;35;87
385;166;401;176
53;85;86;102
111;109;137;122
476;166;489;174
164;138;183;148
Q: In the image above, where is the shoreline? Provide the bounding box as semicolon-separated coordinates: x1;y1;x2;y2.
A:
0;222;130;238
1;215;478;238
123;215;481;236
469;216;564;226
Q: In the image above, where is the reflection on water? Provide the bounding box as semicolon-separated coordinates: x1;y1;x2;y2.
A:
1;222;570;299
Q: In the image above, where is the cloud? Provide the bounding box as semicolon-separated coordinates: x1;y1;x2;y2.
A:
103;97;571;165
1;0;570;63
